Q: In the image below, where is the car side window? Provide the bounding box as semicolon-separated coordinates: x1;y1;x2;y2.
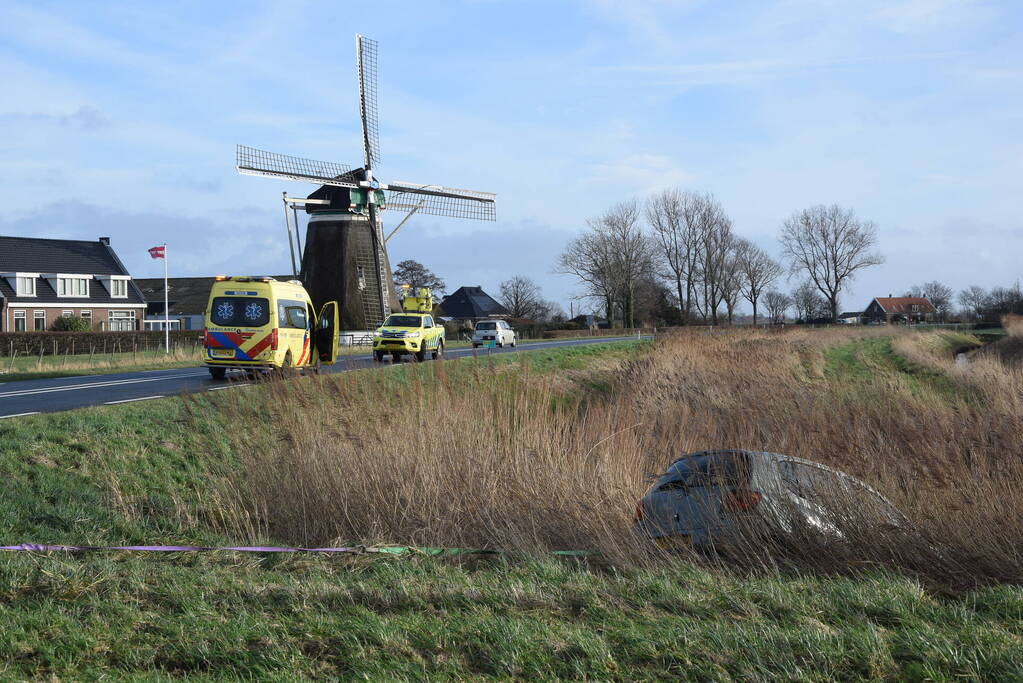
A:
423;316;433;328
287;306;307;330
277;299;309;329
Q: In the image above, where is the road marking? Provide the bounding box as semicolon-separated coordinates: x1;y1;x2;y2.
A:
0;372;200;399
103;395;165;405
0;412;41;419
207;383;251;391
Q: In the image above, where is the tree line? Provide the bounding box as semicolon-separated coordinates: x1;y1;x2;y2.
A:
556;190;883;327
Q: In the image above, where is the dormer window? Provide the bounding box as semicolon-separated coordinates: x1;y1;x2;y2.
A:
58;276;89;297
111;278;128;297
16;276;35;296
2;273;40;297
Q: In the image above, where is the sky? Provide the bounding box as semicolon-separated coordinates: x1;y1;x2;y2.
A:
0;0;1020;316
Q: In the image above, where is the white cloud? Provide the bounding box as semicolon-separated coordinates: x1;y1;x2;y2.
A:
874;0;993;33
587;154;694;193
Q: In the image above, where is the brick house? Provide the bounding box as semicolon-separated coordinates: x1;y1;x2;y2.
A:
0;236;147;332
862;296;937;324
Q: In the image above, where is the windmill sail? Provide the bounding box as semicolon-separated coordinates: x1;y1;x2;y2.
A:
236;145;360;187
356;34;380;170
386;182;496;221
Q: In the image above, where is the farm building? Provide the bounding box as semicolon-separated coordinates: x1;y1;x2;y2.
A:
863;297;936;324
837;311;863;324
437;286;509;321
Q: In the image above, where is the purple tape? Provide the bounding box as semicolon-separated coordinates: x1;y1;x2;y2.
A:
0;543;363;553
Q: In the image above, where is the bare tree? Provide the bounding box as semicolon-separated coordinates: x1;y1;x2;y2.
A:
646;189;715;323
763;290;792;324
602;200;656;328
736;238;783;325
906;281;954;321
958;285;988;321
791;280;828;322
556;228;618;325
719;248;744;324
695;208;735;325
392;259;446;294
779;204;883;322
499;275;545;319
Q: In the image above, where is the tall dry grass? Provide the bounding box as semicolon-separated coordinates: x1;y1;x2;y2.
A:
197;328;1023;586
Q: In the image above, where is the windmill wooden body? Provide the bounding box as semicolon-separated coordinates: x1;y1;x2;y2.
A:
237;35;496;330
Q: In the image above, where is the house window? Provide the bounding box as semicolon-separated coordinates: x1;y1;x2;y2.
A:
111;279;128;297
62;310;73;317
108;310;136;331
81;310;92;329
13;310;26;332
58;277;89;297
16;276;36;296
34;310;46;331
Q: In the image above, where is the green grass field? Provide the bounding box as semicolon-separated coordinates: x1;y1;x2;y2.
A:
0;337;584;383
2;336;1021;679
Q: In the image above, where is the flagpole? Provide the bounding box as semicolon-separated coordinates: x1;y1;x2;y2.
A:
163;243;169;354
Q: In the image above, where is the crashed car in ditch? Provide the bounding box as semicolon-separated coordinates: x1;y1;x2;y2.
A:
633;450;908;550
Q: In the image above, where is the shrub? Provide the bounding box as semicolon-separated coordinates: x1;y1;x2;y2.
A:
50;315;92;332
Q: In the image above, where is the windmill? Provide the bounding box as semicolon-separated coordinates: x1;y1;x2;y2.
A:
236;34;496;330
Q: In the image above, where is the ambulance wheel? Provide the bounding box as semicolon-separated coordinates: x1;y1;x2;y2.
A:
415;348;426;362
374;351;385;362
432;341;444;360
391;352;402;363
209;367;226;380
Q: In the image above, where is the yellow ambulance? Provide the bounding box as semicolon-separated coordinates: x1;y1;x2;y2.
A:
202;276;338;379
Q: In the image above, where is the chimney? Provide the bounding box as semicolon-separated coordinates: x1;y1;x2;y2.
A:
99;237;110;245
888;293;892;298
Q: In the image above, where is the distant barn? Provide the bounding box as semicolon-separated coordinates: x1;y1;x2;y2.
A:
863;297;936;324
438;286;509;321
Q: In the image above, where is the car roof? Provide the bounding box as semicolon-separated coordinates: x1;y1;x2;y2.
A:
665;450;898;508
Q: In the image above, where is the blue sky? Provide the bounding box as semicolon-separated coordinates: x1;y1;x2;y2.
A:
1;0;1020;315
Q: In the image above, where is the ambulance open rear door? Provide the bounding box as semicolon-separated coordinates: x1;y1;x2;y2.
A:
316;301;339;364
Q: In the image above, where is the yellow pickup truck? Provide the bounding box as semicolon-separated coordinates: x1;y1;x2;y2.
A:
372;287;445;362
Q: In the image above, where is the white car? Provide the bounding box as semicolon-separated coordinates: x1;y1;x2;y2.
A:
472;320;516;348
634;450;907;550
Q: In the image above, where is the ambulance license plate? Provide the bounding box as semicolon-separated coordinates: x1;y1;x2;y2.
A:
212;349;234;358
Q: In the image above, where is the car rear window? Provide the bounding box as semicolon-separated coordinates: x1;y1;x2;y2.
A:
210;297;270;327
659;453;751;491
476;322;497;330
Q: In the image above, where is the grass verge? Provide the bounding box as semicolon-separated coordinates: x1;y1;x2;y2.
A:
2;333;1022;678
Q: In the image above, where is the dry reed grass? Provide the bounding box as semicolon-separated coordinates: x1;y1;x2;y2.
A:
198;327;1023;587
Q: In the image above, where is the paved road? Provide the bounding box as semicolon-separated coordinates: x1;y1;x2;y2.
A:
0;336;646;419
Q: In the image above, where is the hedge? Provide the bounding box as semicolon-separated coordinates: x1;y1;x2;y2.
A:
0;330;202;357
